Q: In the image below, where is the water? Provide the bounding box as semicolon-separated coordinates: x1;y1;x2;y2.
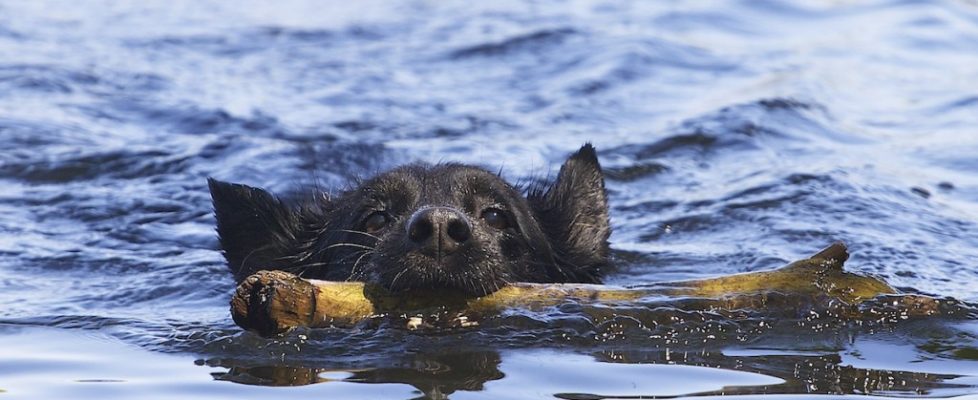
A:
2;0;978;398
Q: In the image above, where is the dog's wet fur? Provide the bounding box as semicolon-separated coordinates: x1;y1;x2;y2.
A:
209;144;610;296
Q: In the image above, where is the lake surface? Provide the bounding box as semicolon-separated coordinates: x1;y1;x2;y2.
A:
2;0;978;398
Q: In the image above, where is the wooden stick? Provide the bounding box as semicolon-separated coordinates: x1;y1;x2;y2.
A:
231;242;901;336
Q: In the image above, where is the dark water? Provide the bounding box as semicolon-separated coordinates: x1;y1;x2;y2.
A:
2;0;978;398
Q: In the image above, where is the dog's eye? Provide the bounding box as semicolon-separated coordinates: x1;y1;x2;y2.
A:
363;211;390;233
481;208;509;230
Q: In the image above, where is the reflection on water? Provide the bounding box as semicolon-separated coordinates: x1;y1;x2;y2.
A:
205;337;978;398
197;294;978;398
2;0;978;398
213;351;504;394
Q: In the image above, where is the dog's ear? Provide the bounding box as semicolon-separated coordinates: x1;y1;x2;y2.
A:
527;144;611;281
208;178;302;281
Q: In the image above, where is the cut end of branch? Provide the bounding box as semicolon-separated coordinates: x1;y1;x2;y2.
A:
230;270;318;337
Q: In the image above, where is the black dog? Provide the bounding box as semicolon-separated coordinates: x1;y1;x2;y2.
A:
209;144;610;296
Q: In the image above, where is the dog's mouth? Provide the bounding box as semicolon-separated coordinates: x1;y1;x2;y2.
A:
375;259;505;298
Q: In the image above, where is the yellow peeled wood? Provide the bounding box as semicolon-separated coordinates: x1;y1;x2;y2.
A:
231;242;897;336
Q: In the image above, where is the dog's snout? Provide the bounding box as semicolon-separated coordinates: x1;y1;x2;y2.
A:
406;207;471;256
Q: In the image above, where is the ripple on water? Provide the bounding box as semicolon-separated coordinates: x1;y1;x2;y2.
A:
448;28;578;59
0;149;192;183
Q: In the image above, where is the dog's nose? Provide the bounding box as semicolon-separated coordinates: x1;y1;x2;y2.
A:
406;207;471;256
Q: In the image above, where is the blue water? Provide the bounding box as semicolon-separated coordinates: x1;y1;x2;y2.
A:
2;0;978;398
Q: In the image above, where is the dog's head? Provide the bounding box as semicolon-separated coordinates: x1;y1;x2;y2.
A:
209;144;610;296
